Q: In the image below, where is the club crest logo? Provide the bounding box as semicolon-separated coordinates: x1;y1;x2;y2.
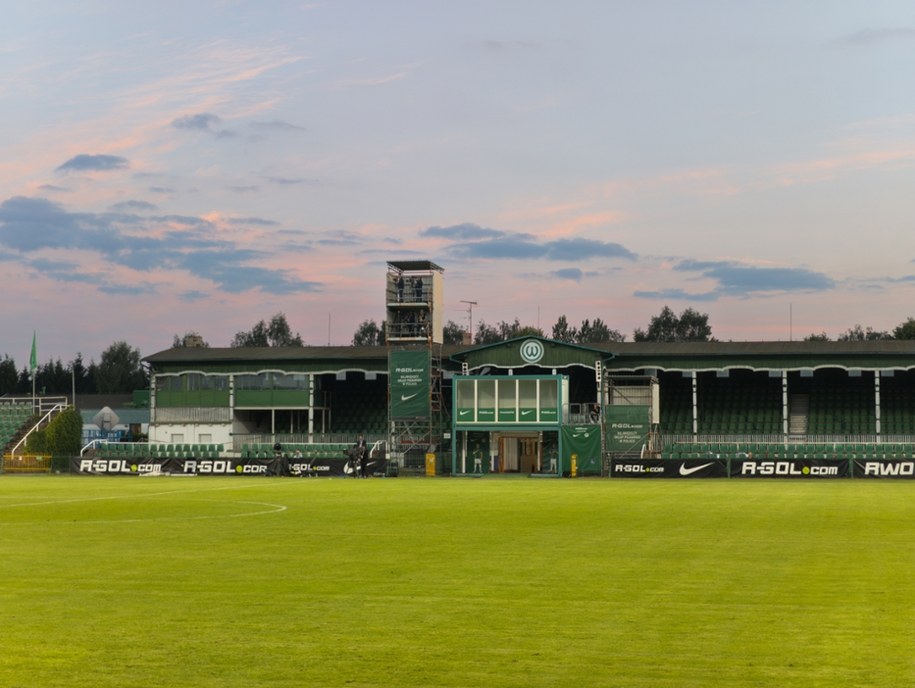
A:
520;339;545;364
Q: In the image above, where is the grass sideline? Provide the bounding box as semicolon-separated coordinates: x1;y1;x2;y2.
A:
1;476;914;687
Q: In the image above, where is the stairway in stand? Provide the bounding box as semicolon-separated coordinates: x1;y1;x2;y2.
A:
789;394;809;436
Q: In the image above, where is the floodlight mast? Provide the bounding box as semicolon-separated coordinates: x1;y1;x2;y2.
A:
460;300;477;344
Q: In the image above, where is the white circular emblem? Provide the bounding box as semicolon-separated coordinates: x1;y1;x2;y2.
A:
520;339;545;364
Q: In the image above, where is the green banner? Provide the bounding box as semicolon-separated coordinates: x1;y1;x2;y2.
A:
561;425;602;474
389;350;430;419
605;405;650;452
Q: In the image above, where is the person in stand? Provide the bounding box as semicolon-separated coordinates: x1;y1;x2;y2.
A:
394;311;408;337
417;311;428;338
402;311;415;336
412;277;423;302
395;274;405;302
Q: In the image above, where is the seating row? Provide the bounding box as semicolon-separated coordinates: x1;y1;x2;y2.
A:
662;442;915;460
240;442;353;459
96;443;225;459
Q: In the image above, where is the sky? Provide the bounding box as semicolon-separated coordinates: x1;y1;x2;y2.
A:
3;0;915;365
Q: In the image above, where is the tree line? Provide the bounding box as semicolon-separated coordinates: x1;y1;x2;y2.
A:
0;343;146;398
0;313;306;397
804;320;915;341
352;306;715;346
7;308;915;396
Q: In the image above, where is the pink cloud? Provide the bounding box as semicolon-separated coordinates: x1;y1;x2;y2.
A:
771;146;915;187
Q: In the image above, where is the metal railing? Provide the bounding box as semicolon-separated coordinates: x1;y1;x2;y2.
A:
230;432;385;453
566;403;602;425
9;399;69;457
662;432;915;446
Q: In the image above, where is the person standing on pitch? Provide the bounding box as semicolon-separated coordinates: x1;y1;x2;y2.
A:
355;434;368;478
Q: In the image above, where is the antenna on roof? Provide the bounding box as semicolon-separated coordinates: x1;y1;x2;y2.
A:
460;300;478;344
789;303;793;342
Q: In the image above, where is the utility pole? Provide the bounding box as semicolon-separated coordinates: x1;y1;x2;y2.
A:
460;300;478;344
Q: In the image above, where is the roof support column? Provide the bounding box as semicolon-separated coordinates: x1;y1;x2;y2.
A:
875;372;881;439
308;375;314;443
782;371;788;440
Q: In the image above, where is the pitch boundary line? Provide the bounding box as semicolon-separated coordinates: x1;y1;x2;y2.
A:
0;481;281;511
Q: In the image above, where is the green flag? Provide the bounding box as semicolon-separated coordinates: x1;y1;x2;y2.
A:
29;331;37;378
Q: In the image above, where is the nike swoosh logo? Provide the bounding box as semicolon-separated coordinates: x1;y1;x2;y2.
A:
521;409;534;416
679;462;714;476
459;409;472;416
401;392;419;401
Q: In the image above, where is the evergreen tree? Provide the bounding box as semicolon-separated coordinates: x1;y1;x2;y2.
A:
475;321;501;344
231;312;304;347
351;320;385;346
634;306;714;342
551;315;577;343
70;353;96;395
837;325;891;341
95;341;147;393
893;318;915;340
578;318;625;343
172;332;209;348
0;355;17;395
443;320;467;345
496;319;543;340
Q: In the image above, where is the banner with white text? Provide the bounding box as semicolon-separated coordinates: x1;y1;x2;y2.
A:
854;459;915;478
605;406;650;453
71;456;282;476
389;350;430;419
610;457;727;478
730;458;849;479
71;455;388;477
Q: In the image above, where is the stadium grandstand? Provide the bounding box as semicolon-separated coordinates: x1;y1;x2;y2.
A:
7;260;915;479
1;396;67;473
131;336;915;479
135;258;915;480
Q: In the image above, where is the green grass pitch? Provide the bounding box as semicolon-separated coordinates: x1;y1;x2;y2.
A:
2;476;914;687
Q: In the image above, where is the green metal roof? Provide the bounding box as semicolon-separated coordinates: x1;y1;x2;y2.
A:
143;339;915;375
449;336;608;370
144;345;395;374
386;260;444;272
600;340;915;372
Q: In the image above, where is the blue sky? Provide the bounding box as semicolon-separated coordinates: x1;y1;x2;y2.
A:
3;1;915;364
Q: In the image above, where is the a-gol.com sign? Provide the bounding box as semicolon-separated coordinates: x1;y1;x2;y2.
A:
389;350;430;419
605;405;650;452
